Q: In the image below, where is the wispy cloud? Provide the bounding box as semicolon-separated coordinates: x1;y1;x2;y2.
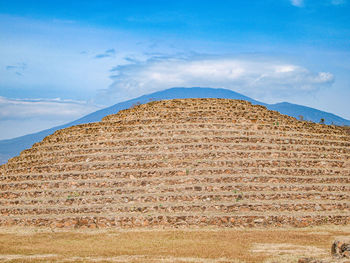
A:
0;97;102;140
290;0;304;7
5;63;27;76
102;55;334;103
95;49;116;59
0;97;101;120
0;96;100;140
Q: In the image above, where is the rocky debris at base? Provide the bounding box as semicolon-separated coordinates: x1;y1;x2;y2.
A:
299;240;350;263
298;258;327;263
332;239;350;258
299;258;350;263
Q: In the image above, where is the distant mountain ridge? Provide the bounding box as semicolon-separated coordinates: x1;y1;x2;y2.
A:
1;87;349;164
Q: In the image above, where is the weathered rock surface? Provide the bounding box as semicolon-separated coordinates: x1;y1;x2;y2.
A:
0;98;349;228
332;239;350;258
298;239;350;263
298;258;327;263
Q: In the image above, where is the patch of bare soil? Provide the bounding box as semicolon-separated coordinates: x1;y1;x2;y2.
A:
0;225;349;262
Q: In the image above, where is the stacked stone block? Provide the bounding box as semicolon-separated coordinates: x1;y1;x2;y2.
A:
0;99;349;228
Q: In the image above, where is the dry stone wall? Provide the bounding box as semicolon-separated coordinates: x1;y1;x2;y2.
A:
0;98;349;228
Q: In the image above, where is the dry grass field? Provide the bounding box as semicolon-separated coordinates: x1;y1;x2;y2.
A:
0;225;349;263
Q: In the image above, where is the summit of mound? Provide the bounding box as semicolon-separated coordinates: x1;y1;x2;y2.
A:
2;87;350;166
0;98;349;228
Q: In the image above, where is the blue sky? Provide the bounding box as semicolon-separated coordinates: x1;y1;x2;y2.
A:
0;0;350;139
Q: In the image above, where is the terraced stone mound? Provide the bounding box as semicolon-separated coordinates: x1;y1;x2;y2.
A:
0;98;350;228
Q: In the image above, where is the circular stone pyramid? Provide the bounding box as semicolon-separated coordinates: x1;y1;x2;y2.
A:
0;98;350;228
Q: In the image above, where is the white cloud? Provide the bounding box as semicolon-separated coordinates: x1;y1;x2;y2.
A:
0;97;102;139
0;97;101;120
290;0;304;7
104;55;334;103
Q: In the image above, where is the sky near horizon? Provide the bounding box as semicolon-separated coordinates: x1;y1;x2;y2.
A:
0;0;350;139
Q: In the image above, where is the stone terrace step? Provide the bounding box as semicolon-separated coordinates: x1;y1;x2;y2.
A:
1;98;349;228
7;149;349;171
1;191;349;207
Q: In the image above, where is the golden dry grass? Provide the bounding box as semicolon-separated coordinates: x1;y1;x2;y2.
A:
0;225;349;262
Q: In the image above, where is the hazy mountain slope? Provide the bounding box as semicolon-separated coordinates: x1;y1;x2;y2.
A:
0;87;349;164
267;102;350;125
